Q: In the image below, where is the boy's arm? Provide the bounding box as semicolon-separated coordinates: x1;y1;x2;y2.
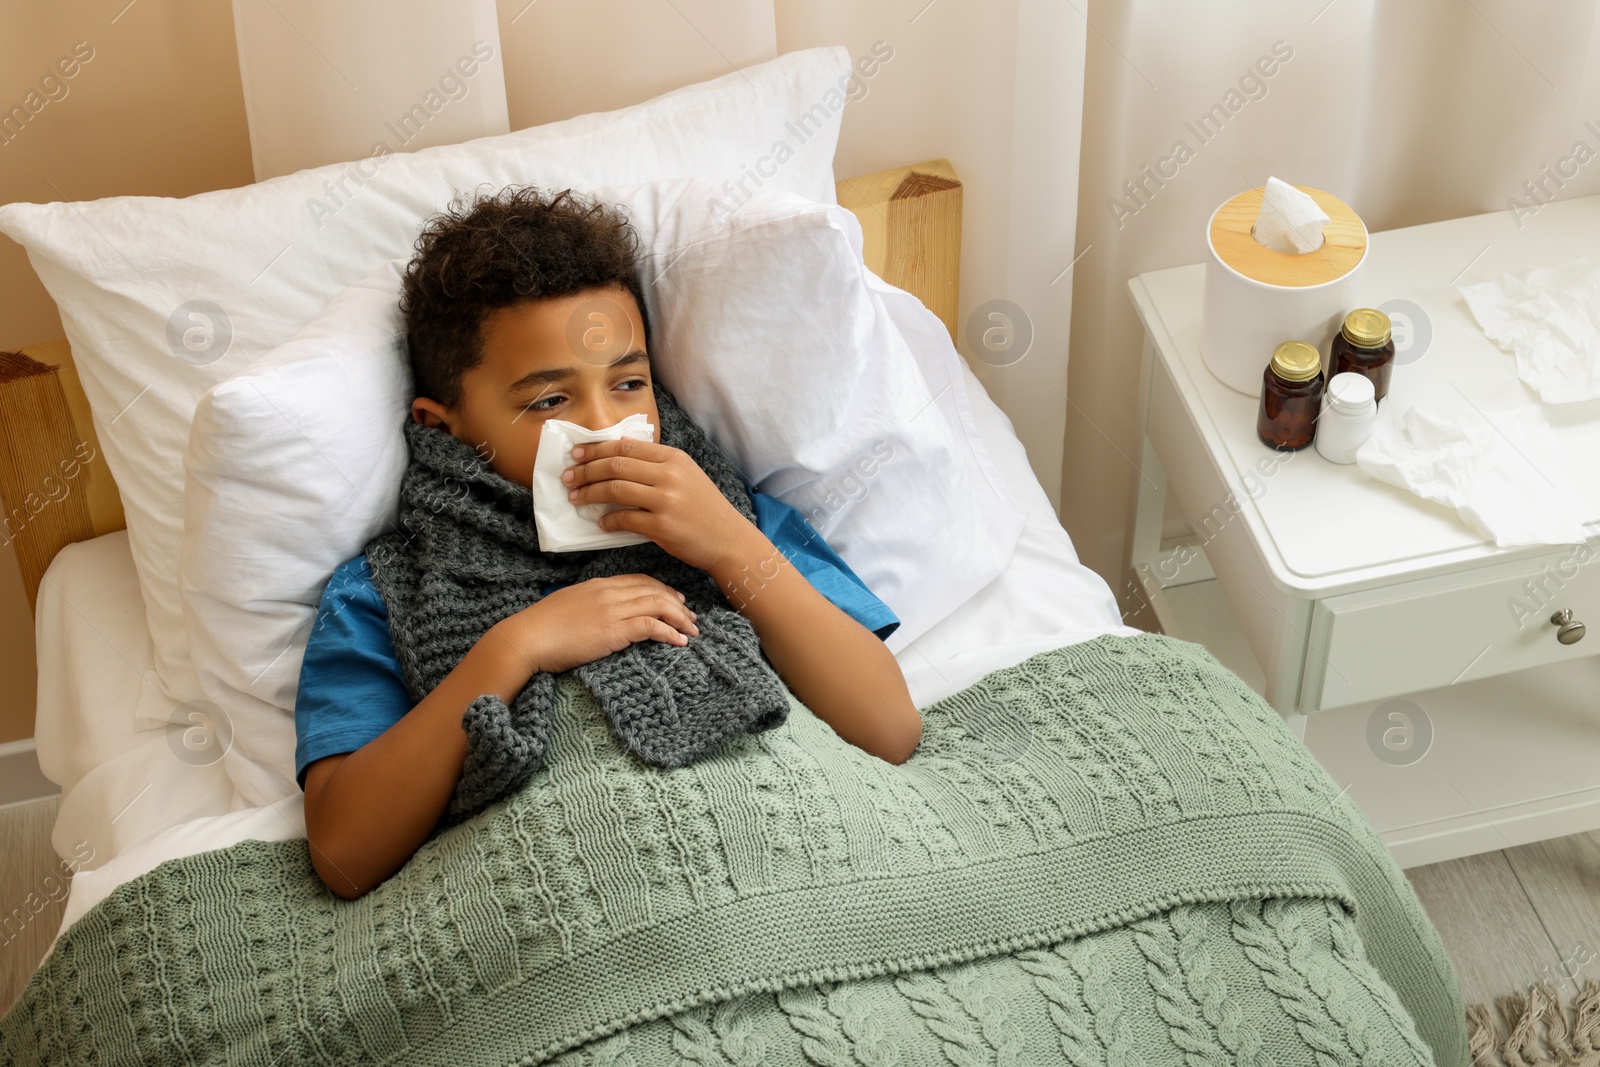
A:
301;623;533;899
707;523;923;764
303;574;700;899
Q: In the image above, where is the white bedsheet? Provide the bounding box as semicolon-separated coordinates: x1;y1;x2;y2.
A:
34;357;1137;948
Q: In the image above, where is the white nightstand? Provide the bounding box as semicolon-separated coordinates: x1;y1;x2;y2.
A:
1126;194;1600;869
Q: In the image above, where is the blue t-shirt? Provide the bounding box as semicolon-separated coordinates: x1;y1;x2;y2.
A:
293;488;898;788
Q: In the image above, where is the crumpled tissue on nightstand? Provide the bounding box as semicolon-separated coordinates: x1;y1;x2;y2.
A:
1355;398;1589;547
1458;254;1600;404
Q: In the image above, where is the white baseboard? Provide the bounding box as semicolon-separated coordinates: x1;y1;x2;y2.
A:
0;739;59;808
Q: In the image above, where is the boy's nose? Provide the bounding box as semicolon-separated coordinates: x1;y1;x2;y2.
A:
570;396;625;431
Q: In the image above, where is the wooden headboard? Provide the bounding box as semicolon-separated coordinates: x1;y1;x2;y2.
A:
0;158;962;617
836;157;961;334
0;340;127;615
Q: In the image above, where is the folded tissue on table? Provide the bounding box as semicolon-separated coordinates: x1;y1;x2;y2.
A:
1458;254;1600;404
531;413;657;552
1355;398;1588;547
1251;176;1331;254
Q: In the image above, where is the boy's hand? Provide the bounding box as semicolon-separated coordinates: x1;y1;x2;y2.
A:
496;574;699;675
561;438;755;572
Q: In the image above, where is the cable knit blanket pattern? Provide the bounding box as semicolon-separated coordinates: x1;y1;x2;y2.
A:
0;633;1466;1066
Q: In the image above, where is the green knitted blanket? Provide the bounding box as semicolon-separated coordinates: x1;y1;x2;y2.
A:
0;633;1465;1066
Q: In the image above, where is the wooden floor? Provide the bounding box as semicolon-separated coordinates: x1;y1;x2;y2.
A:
0;797;70;1017
1;790;1597;1019
1406;829;1600;1008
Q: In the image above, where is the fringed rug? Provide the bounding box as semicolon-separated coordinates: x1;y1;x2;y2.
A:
1468;980;1600;1066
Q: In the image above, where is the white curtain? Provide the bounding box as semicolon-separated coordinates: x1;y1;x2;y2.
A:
1065;0;1600;601
232;0;510;181
498;0;777;130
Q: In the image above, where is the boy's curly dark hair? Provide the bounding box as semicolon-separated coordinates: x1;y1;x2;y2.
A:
400;186;651;410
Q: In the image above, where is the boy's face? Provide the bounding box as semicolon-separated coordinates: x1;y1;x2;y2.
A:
410;284;658;489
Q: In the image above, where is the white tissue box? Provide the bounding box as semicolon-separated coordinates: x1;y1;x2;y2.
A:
1199;182;1368;396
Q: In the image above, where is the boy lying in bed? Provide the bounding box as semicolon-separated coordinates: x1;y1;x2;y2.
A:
296;187;923;900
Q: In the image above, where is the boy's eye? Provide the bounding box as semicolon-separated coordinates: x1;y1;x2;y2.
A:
521;379;645;412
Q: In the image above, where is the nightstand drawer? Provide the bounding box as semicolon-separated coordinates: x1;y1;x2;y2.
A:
1306;544;1599;710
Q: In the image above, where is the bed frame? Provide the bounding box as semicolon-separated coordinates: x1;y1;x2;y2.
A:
0;159;962;619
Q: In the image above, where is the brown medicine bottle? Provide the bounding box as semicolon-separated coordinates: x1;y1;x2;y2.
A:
1257;340;1325;451
1330;308;1395;402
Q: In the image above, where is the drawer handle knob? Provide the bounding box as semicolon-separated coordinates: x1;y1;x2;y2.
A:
1552;609;1587;645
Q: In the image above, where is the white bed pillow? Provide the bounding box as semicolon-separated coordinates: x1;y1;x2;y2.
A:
183;177;1024;804
637;185;1028;652
0;45;852;739
181;260;412;801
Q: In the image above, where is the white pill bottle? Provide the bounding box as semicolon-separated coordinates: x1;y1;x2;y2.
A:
1314;372;1376;464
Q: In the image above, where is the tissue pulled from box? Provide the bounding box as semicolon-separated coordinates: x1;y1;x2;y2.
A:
1252;176;1329;254
1458;254;1600;404
531;413;657;552
1355;398;1588;547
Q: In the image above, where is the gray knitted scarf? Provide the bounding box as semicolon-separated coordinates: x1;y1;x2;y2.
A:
363;383;790;825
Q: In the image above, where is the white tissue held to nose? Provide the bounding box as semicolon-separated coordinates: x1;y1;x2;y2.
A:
531;413;657;553
1252;176;1329;255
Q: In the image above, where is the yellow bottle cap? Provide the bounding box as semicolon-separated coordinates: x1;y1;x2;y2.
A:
1269;340;1322;382
1341;308;1392;348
